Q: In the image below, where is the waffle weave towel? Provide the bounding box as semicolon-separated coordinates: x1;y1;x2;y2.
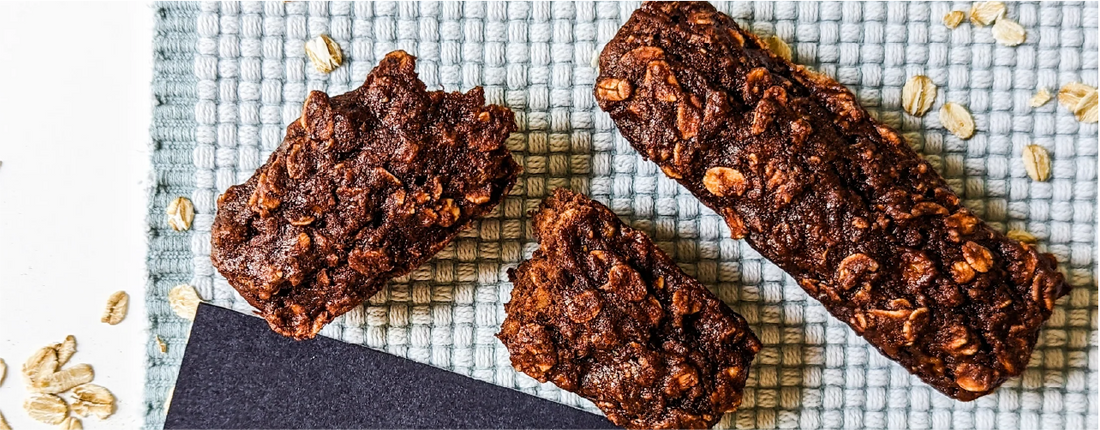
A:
147;2;1098;429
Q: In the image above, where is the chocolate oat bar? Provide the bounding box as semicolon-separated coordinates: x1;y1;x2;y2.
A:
594;2;1070;400
498;189;761;429
211;51;520;339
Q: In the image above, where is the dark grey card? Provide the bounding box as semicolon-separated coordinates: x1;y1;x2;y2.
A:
164;303;616;429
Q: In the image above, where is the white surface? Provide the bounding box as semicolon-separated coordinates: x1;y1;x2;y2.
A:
0;2;151;428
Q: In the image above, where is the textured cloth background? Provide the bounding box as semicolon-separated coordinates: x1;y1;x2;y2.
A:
147;2;1098;429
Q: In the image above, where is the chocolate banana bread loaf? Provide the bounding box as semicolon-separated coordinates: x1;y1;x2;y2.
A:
212;51;520;339
594;1;1069;400
499;189;761;429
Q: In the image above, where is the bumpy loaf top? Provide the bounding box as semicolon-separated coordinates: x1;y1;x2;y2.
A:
212;51;519;339
499;189;761;429
595;1;1069;400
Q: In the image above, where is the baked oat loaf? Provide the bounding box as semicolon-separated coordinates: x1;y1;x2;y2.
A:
211;51;520;339
499;189;761;429
594;1;1070;400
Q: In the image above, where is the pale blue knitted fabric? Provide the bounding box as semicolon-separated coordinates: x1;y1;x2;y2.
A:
147;2;1098;429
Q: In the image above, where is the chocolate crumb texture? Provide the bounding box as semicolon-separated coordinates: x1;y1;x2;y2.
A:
211;50;520;339
498;189;761;429
594;1;1070;401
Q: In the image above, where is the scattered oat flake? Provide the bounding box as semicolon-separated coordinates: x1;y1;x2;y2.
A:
0;358;6;387
765;35;792;61
1022;144;1052;182
169;284;203;320
60;416;84;430
156;335;168;354
902;75;937;117
23;346;59;387
304;34;344;74
166;196;195;232
33;363;94;394
939;102;976;139
992;18;1026;47
57;335;77;367
101;291;129;325
71;384;117;420
1030;89;1053;107
1059;83;1100;123
1058;82;1093;107
23;394;69;425
969;1;1005;26
0;409;9;430
943;11;966;29
1006;230;1038;244
72;384;115;406
1077;93;1099;123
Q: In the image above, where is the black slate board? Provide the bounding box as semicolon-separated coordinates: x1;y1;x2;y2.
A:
164;303;617;429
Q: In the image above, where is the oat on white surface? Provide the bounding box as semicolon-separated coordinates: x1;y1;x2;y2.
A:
23;394;68;425
100;291;129;325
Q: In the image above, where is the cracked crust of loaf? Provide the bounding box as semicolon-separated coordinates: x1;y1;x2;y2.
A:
211;51;520;339
499;189;761;429
594;1;1069;400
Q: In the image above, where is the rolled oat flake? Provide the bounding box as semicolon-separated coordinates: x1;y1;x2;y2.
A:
970;1;1006;26
1030;89;1053;107
166;196;195;232
902;75;937;117
939;102;976;139
304;35;344;74
1022;144;1052;182
943;11;966;29
101;291;129;325
992;18;1026;47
